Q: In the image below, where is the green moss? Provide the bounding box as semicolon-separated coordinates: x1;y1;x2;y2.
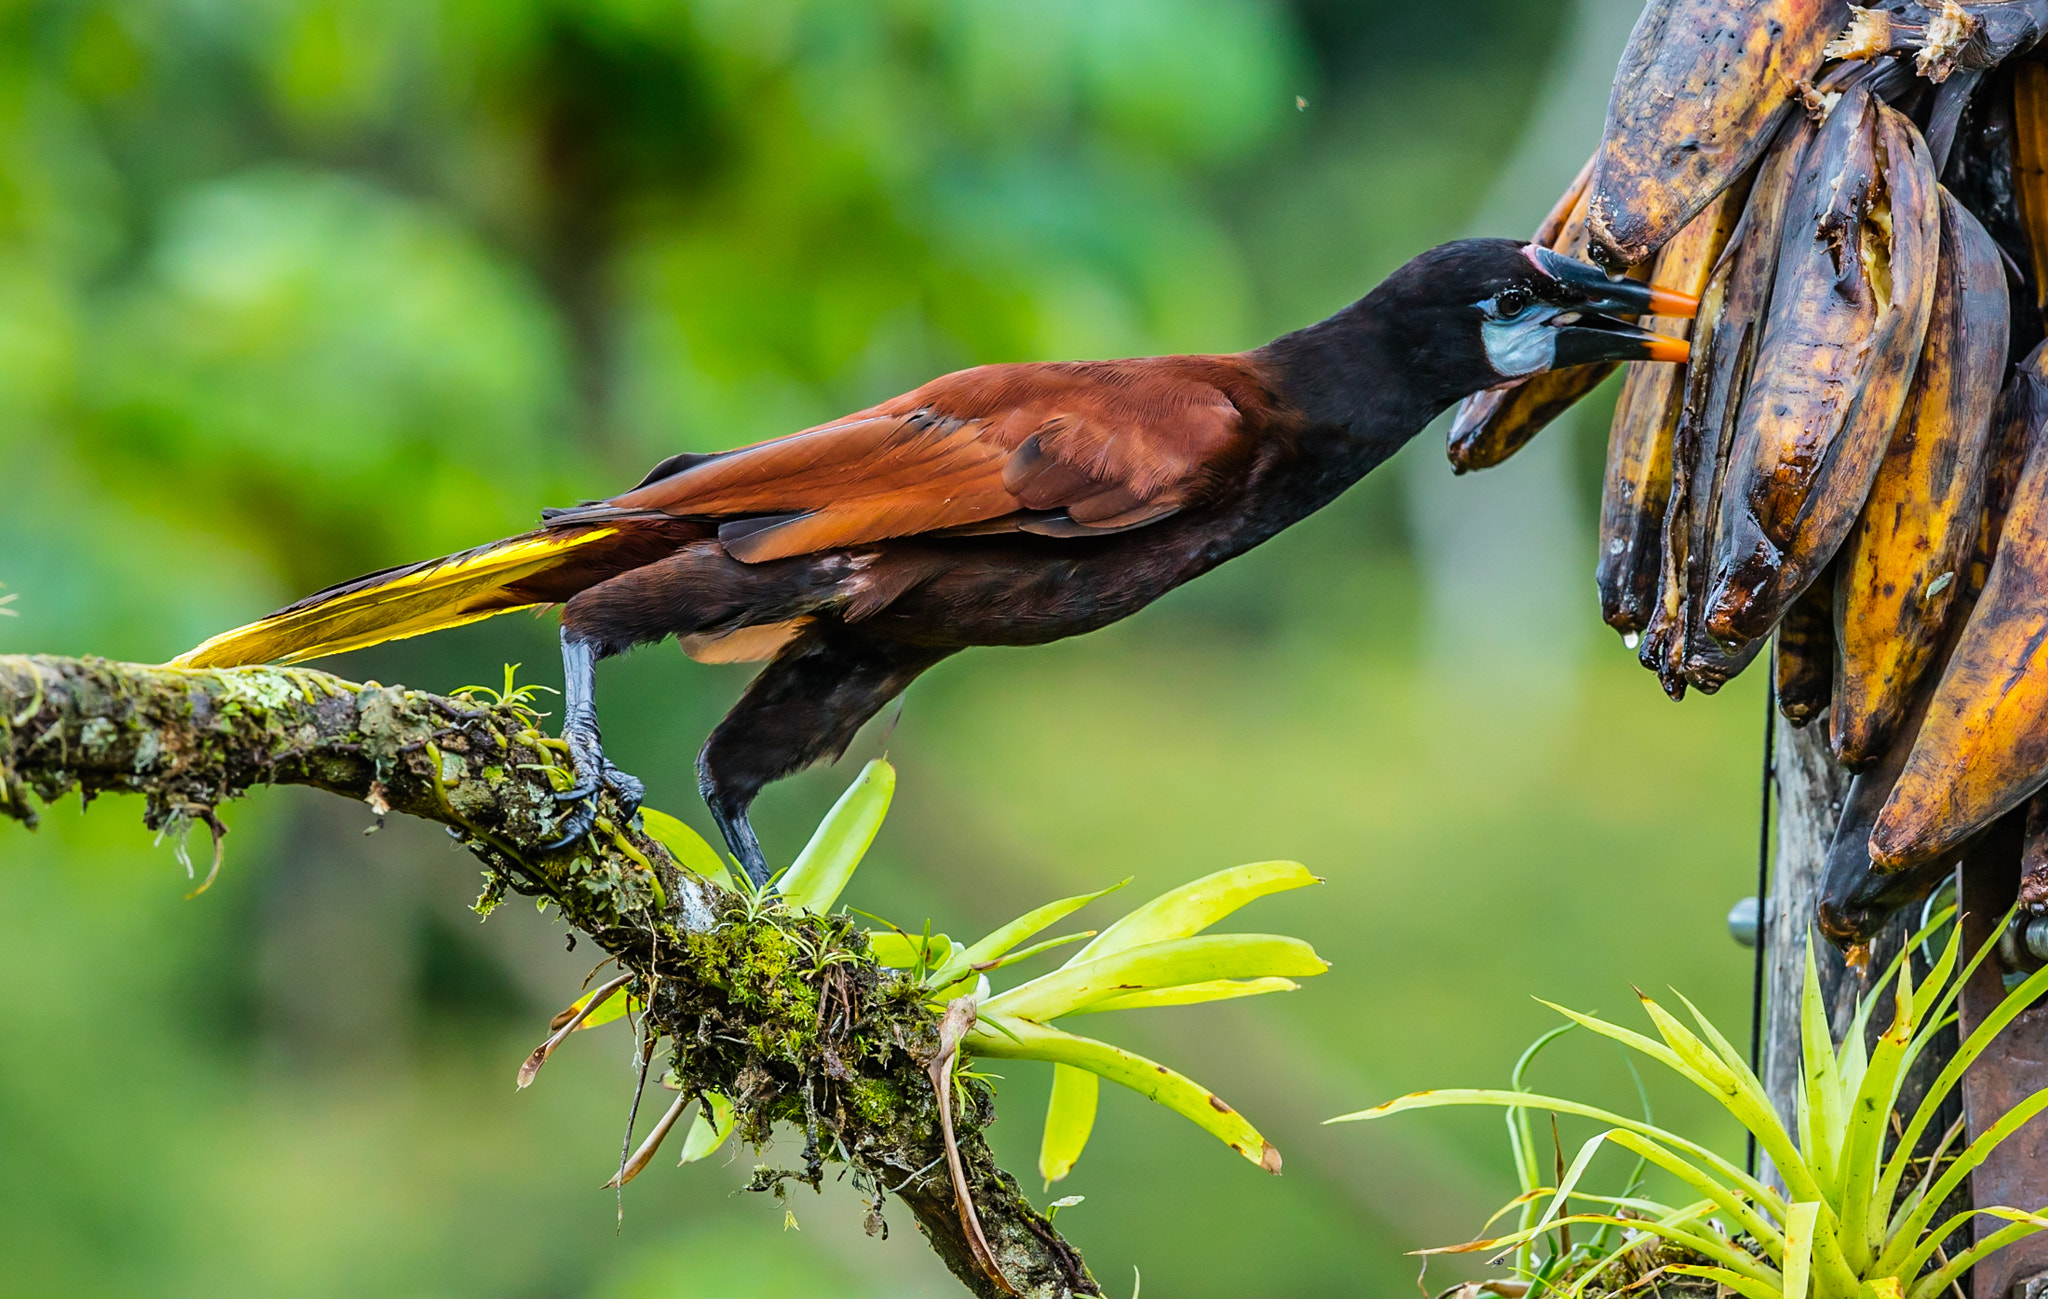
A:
214;668;306;713
842;1077;908;1128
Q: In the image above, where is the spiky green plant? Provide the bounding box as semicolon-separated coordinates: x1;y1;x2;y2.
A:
612;757;1327;1183
1331;910;2048;1299
1454;1023;1656;1297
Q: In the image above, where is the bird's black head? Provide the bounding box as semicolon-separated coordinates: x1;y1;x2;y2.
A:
1393;237;1694;387
1265;237;1696;432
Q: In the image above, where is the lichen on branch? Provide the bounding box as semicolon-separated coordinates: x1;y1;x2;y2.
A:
0;653;1097;1299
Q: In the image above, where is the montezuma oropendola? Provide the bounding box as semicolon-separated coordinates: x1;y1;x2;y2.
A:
174;240;1695;884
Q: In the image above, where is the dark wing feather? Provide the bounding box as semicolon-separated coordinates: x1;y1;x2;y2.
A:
593;357;1254;563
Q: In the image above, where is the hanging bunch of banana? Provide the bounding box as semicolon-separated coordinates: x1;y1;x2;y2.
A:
1454;0;2048;943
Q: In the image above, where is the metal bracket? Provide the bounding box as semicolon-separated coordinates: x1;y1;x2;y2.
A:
2010;1270;2048;1299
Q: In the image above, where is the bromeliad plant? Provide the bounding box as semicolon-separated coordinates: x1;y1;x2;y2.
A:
865;852;1326;1182
813;760;1328;1181
1333;910;2048;1299
525;756;1328;1191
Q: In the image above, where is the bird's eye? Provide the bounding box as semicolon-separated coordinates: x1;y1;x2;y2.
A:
1491;287;1534;320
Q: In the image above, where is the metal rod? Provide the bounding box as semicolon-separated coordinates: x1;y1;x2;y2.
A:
1748;678;1777;1177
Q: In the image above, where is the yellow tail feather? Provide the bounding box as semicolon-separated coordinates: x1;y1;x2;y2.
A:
168;528;620;669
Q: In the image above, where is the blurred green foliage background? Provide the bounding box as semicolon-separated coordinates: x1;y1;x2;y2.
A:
0;1;1771;1294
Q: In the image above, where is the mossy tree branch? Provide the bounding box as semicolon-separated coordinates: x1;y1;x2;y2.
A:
0;653;1098;1299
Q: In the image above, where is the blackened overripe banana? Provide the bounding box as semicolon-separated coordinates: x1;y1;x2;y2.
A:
2014;59;2048;307
1589;0;1850;269
1971;347;2048;598
1599;181;1752;634
1831;190;2009;768
1682;125;1826;693
1685;595;1769;691
1776;562;1836;726
1705;88;1942;650
1819;586;1981;946
1942;56;2045;360
1872;343;2048;870
1640;121;1813;699
1639;234;1738;697
1637;249;1733;699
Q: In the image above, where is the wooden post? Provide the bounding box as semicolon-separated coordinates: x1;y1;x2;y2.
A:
1760;716;1855;1143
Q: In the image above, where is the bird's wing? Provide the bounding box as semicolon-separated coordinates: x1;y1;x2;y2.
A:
589;358;1254;563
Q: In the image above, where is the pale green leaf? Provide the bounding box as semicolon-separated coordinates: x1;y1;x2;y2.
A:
1508;1024;1577;1200
573;989;640;1032
1532;1129;1611;1236
778;760;893;915
1637;991;1744;1099
1889;1113;1967;1240
1782;1200;1820;1299
641;807;734;890
1039;1064;1098;1185
984;933;1326;1024
679;1092;735;1165
1331;1088;1782;1215
1534;998;1687;1076
1536;997;1820;1205
1666;1264;1784;1299
1672;989;1767;1099
1800;946;1841;1188
1072;977;1298;1014
1418;1212;1770;1283
967;932;1096;976
1074;861;1318;962
1524;1125;1780;1269
866;931;951;970
1839;964;1920;1271
1905;1208;2048;1299
929;880;1128;986
967;1013;1279;1172
1885;938;2048;1219
1602;1129;1783;1256
1910;916;1964;1026
1877;1083;2048;1275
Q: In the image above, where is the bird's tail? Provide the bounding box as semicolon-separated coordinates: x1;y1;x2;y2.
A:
170;525;639;669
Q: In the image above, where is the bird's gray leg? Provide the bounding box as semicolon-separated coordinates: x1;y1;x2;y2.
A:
705;795;771;891
544;630;645;851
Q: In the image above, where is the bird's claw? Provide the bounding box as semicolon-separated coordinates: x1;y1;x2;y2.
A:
602;765;646;823
541;797;599;853
540;763;645;852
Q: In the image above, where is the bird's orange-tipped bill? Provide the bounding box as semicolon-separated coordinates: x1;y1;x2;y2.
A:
1550;314;1689;369
1639;331;1691;363
1643;283;1701;319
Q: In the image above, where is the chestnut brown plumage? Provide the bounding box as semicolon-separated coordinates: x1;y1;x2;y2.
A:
173;239;1694;883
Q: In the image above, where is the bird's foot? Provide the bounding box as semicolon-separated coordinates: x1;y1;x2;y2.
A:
543;750;645;852
541;631;645;853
